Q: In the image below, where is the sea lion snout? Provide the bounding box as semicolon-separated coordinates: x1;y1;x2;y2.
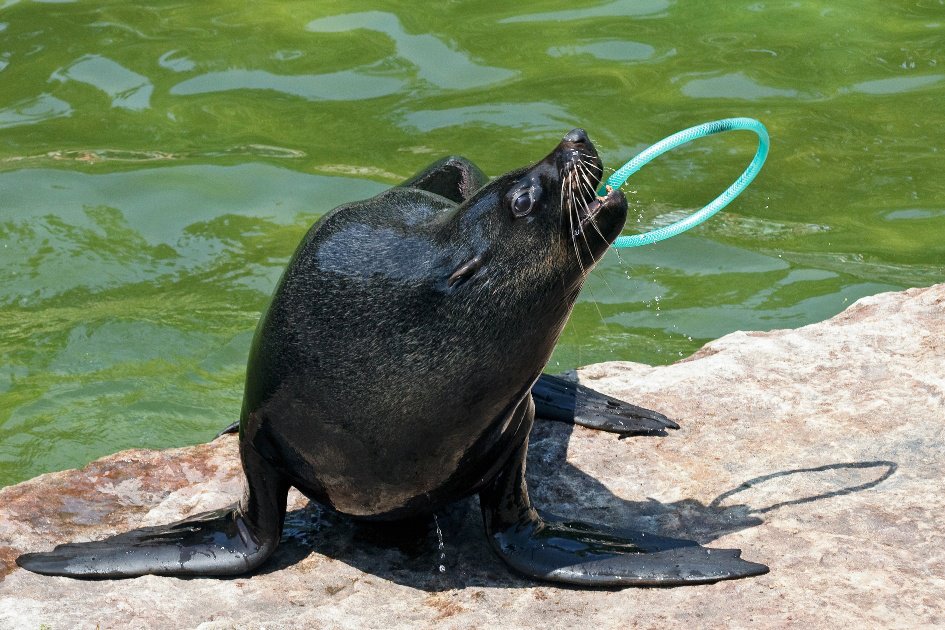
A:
558;128;600;169
548;128;628;263
562;128;590;146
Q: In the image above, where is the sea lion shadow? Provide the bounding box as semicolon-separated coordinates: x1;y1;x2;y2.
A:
257;420;897;591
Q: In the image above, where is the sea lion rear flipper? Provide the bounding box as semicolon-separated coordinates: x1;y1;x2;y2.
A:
532;373;679;436
17;438;288;579
399;156;488;203
479;422;768;587
215;420;240;438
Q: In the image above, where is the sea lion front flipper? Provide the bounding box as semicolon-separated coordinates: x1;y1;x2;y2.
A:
16;436;288;579
532;373;679;436
480;418;769;587
399;156;488;203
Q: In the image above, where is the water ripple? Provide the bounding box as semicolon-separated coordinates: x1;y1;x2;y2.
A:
679;71;801;100
51;54;153;111
170;66;404;102
882;208;945;221
847;73;945;95
500;0;671;23
306;11;516;90
0;93;72;129
400;102;575;133
157;50;196;73
548;40;658;63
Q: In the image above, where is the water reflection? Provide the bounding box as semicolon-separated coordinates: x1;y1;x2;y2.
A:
847;73;945;95
51;55;153;111
157;50;196;73
500;0;672;23
548;41;659;63
306;11;515;90
401;102;574;133
171;67;404;102
0;93;71;129
606;280;897;340
680;71;801;100
883;208;945;221
0;165;387;303
615;236;790;276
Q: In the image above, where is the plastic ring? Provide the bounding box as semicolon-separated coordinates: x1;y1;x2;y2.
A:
603;117;769;248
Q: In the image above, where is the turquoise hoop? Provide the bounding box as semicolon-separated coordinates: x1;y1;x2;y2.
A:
603;117;770;248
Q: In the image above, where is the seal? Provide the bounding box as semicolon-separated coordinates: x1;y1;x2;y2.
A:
17;129;768;585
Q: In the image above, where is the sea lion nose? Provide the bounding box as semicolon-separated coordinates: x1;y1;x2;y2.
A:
563;128;590;145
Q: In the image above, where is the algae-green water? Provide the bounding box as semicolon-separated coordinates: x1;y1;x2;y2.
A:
1;1;943;487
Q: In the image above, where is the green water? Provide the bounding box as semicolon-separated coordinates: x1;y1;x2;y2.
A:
1;1;943;487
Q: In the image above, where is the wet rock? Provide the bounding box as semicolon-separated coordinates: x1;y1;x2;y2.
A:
1;284;943;628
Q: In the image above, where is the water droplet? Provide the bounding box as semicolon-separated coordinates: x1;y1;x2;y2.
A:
433;514;447;574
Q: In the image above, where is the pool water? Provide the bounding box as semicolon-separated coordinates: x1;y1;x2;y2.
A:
1;1;943;486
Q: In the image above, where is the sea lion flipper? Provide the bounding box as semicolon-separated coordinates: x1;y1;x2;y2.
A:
532;373;679;436
17;506;262;578
215;420;240;438
17;440;288;578
399;155;488;203
480;421;768;586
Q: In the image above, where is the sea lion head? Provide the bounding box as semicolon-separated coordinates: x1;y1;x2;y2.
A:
446;128;627;297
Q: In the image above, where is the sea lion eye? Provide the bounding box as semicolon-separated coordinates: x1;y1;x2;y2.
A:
511;190;535;217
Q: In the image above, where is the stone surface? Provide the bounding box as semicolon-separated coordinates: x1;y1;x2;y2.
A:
1;284;943;629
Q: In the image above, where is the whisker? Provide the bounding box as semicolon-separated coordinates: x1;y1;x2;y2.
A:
575;150;600;166
584;274;609;327
574;164;624;299
578;159;603;195
565;171;587;278
567;157;610;326
576;164;599;206
571;165;599;272
577;160;627;262
559;168;567;244
574;206;609;320
576;201;599;265
574;155;630;304
575;162;610;242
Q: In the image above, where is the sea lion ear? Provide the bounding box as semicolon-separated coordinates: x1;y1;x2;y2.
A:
447;255;483;288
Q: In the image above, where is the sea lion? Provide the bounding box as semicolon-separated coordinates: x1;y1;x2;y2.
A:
17;129;767;585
